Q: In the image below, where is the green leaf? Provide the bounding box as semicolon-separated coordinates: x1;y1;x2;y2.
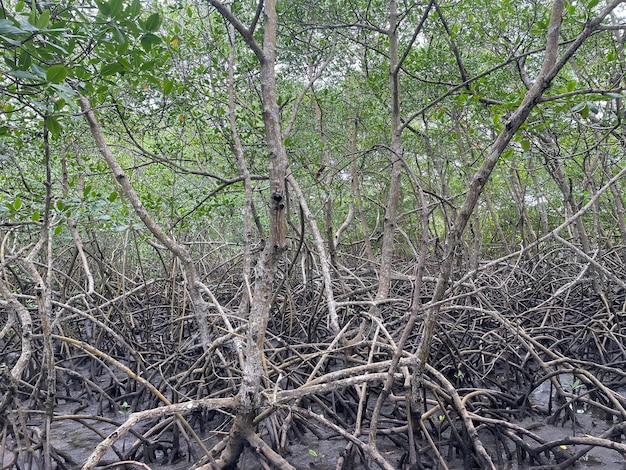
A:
566;80;577;92
144;13;162;32
571;102;586;113
107;0;124;18
587;0;600;9
108;191;118;202
163;79;174;96
140;60;155;71
13;197;22;211
521;139;531;152
7;70;39;80
308;449;318;458
46;116;62;136
128;0;141;17
50;83;77;101
46;64;67;84
111;25;126;45
18;50;31;70
95;0;109;16
54;98;66;111
0;19;23;35
28;2;38;28
119;57;132;70
140;32;161;51
20;20;38;33
41;40;69;55
100;62;124;76
587;102;599;114
0;35;22;46
606;92;623;99
31;210;40;222
607;50;617;61
36;9;49;29
580;103;589;118
54;225;62;235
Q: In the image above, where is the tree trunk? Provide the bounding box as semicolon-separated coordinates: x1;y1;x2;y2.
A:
205;1;289;466
373;0;402;312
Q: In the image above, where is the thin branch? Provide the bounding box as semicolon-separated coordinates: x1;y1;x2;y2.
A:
433;0;469;85
248;0;264;35
395;0;435;73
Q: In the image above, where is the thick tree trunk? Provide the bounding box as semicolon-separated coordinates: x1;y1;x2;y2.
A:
204;1;289;467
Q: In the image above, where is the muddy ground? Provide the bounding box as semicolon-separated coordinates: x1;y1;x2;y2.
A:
2;248;626;469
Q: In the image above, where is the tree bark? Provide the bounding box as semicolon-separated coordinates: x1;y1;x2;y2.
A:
373;0;402;312
205;1;289;466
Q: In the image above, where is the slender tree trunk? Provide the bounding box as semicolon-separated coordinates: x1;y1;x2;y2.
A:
41;122;56;470
545;147;601;301
483;191;510;253
508;164;538;247
601;150;626;247
349;117;376;267
528;159;551;235
227;24;255;318
373;0;402;311
78;95;217;351
309;63;338;268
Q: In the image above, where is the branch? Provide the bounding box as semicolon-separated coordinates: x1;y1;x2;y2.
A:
78;95;192;264
286;174;339;334
433;0;469;85
208;0;264;61
396;0;435;71
538;86;626;102
292;407;397;470
77;94;222;350
248;0;264;35
283;52;334;139
80;396;234;470
170;174;267;230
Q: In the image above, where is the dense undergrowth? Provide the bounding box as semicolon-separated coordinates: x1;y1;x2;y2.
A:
2;240;626;469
